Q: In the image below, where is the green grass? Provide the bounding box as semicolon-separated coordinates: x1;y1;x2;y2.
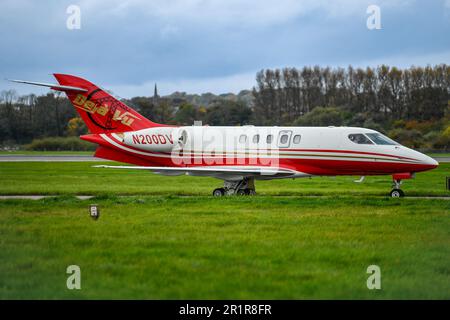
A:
0;161;449;299
0;151;92;155
0;162;448;196
427;153;450;158
0;196;449;299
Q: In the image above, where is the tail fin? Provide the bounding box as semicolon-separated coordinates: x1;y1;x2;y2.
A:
53;74;158;133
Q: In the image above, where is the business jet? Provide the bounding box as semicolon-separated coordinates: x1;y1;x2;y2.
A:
10;74;438;197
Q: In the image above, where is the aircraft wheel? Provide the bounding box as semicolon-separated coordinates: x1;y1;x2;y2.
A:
390;189;404;198
237;189;247;196
212;188;225;197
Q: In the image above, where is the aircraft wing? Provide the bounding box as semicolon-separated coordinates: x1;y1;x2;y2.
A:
93;165;308;180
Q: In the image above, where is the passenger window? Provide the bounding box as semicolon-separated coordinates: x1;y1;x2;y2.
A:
348;134;373;145
293;135;301;144
280;134;289;144
266;135;273;143
239;134;247;143
253;134;260;143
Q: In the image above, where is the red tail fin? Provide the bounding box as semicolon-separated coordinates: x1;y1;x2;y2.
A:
54;74;159;133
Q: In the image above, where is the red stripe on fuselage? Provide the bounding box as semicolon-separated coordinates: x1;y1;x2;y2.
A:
103;133;418;162
92;133;430;175
279;148;417;161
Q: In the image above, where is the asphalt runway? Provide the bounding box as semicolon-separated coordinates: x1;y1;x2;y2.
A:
1;155;449;162
0;155;106;162
435;157;450;162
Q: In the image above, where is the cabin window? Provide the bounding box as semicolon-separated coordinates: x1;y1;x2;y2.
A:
266;135;273;143
348;133;373;145
253;134;260;143
366;133;398;145
277;130;292;147
239;134;247;143
293;135;301;144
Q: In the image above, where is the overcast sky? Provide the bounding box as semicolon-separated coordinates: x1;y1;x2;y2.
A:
1;0;449;97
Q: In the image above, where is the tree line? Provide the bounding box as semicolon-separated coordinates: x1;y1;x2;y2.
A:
252;65;449;125
0;90;252;147
0;64;449;150
0;91;77;145
251;65;449;149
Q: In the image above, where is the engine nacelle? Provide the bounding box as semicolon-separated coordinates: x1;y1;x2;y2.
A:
123;127;179;152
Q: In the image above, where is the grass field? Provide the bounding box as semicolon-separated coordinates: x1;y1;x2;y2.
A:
0;161;449;299
427;153;450;158
0;151;92;155
1;150;449;157
0;161;449;196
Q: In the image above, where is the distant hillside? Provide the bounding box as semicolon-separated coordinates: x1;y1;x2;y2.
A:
162;90;254;107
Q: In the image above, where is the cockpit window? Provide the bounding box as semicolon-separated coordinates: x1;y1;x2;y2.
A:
366;133;399;145
348;133;373;145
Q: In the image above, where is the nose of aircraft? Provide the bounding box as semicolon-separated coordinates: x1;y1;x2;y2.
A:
403;147;439;172
419;153;439;170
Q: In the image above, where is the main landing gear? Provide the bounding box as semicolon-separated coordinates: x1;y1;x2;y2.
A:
389;179;405;198
212;177;256;196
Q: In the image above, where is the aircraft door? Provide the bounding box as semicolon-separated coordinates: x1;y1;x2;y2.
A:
277;130;292;148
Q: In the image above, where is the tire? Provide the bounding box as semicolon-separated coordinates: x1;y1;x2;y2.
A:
212;188;225;197
243;189;257;195
237;189;247;196
390;189;404;198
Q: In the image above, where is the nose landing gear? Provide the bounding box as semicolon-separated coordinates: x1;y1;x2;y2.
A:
212;177;256;196
390;179;405;198
389;173;414;198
